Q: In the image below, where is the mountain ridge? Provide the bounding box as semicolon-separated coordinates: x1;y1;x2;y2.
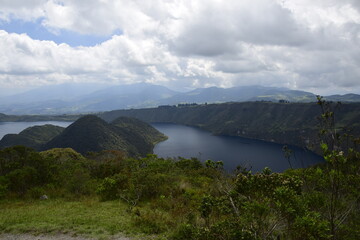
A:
0;83;359;114
99;101;360;154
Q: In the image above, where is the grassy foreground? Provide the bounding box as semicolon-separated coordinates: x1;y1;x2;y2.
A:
1;139;359;239
0;198;156;239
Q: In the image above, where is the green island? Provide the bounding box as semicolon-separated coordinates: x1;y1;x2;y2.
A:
0;99;359;240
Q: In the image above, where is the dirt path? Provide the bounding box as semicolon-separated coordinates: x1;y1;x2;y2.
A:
0;233;133;240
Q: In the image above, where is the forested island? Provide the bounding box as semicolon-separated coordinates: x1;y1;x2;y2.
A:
0;116;166;157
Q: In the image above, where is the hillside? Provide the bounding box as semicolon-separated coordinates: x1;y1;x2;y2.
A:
99;101;360;152
0;125;65;150
42;115;166;156
111;116;167;145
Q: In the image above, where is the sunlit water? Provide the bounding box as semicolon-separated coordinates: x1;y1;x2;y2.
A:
152;123;324;172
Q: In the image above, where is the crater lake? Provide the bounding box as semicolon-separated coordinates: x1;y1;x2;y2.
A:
0;121;324;172
152;123;324;172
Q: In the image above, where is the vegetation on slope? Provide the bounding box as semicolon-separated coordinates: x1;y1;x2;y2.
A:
0;124;64;150
0;143;359;239
42;115;166;157
0;115;166;157
111;116;167;145
100;101;360;153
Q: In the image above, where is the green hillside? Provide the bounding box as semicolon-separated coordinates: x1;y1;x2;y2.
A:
0;124;64;150
111;116;167;144
100;101;360;152
42;115;166;156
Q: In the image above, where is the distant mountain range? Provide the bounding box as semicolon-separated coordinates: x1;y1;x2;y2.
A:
0;83;359;114
0;115;167;156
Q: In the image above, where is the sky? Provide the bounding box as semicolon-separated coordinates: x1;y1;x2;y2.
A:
0;0;360;96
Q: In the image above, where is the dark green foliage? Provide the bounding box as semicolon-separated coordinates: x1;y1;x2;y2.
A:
0;176;8;199
0;115;166;158
43;115;166;157
0;145;359;239
111;116;167;145
0;124;64;150
43;115;129;155
6;166;38;195
0;146;95;198
100;101;360;153
175;157;203;170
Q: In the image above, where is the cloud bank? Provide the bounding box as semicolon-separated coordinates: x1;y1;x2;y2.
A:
0;0;359;95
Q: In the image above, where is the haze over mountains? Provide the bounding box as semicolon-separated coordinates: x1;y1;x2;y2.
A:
1;83;359;115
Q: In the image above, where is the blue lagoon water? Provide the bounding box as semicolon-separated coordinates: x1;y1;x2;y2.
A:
152;123;323;172
0;121;323;172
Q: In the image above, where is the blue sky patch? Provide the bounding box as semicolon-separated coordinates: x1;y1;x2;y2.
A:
0;18;120;47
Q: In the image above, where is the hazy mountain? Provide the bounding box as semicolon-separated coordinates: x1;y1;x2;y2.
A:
0;83;110;114
0;83;178;114
75;82;178;112
324;94;360;102
249;89;316;102
0;83;108;104
163;86;316;104
0;124;65;150
0;83;359;114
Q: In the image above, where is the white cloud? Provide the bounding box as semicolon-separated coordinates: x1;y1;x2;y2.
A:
0;0;359;95
0;0;47;21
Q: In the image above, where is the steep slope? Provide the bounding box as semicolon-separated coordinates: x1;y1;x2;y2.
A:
111;116;167;144
0;125;65;150
99;102;360;153
42;115;166;156
43;115;131;155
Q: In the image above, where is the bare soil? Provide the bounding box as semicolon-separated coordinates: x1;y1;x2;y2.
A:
0;233;133;240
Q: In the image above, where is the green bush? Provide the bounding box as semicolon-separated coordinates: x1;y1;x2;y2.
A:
132;209;171;234
0;176;8;199
6;166;38;196
96;173;128;201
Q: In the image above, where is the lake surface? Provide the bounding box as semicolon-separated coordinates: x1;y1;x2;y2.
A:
0;121;72;139
152;123;324;172
0;121;324;173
